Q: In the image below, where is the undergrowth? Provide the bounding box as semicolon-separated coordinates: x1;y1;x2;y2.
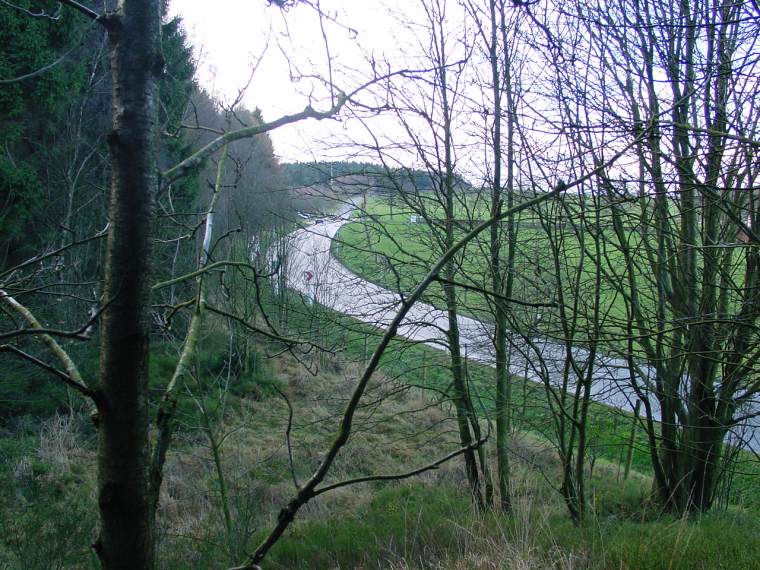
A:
1;331;758;569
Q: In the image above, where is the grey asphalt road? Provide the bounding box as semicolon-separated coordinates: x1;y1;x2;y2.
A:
282;211;758;452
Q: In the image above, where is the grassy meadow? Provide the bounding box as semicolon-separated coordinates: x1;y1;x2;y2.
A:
334;197;639;341
3;319;760;569
331;195;760;504
2;214;758;569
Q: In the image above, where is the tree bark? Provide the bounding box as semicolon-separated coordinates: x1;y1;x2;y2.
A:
92;1;162;567
489;0;518;513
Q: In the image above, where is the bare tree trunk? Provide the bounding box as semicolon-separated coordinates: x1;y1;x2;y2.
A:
92;1;161;567
443;278;485;508
575;0;759;515
490;0;519;513
439;69;485;504
411;0;490;508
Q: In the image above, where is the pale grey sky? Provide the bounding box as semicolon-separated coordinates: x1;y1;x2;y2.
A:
170;1;412;163
168;1;563;184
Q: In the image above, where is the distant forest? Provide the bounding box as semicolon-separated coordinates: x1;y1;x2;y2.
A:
0;4;292;272
282;161;471;193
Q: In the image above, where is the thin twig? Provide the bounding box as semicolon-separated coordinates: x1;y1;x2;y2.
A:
0;228;107;282
0;0;61;19
312;436;487;497
0;344;93;397
59;0;108;25
273;385;299;489
0;302;105;341
433;275;560;308
205;305;327;351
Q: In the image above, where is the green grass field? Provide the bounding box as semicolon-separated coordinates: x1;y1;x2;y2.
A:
336;196;748;351
2;227;758;569
4;316;758;568
331;196;760;505
335;197;642;344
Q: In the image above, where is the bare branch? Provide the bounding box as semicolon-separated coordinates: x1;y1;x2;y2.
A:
433;276;560;309
0;301;104;341
0;290;92;400
162;95;347;183
0;227;107;282
0;344;93;397
311;436;487;498
205;304;325;350
273;385;299;489
59;0;110;25
0;0;61;19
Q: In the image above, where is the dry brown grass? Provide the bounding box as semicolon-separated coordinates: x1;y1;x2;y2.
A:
155;350;485;563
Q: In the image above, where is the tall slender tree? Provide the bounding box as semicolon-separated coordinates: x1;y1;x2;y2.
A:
558;0;760;513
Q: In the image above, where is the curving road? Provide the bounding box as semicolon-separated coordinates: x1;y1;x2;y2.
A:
283;211;758;452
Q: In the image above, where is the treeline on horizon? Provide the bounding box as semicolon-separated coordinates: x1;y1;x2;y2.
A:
282;160;471;193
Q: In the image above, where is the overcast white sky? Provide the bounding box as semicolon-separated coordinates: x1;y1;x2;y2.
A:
167;1;573;184
170;1;415;163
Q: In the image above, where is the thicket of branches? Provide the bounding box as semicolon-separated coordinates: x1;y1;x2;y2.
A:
0;0;759;568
